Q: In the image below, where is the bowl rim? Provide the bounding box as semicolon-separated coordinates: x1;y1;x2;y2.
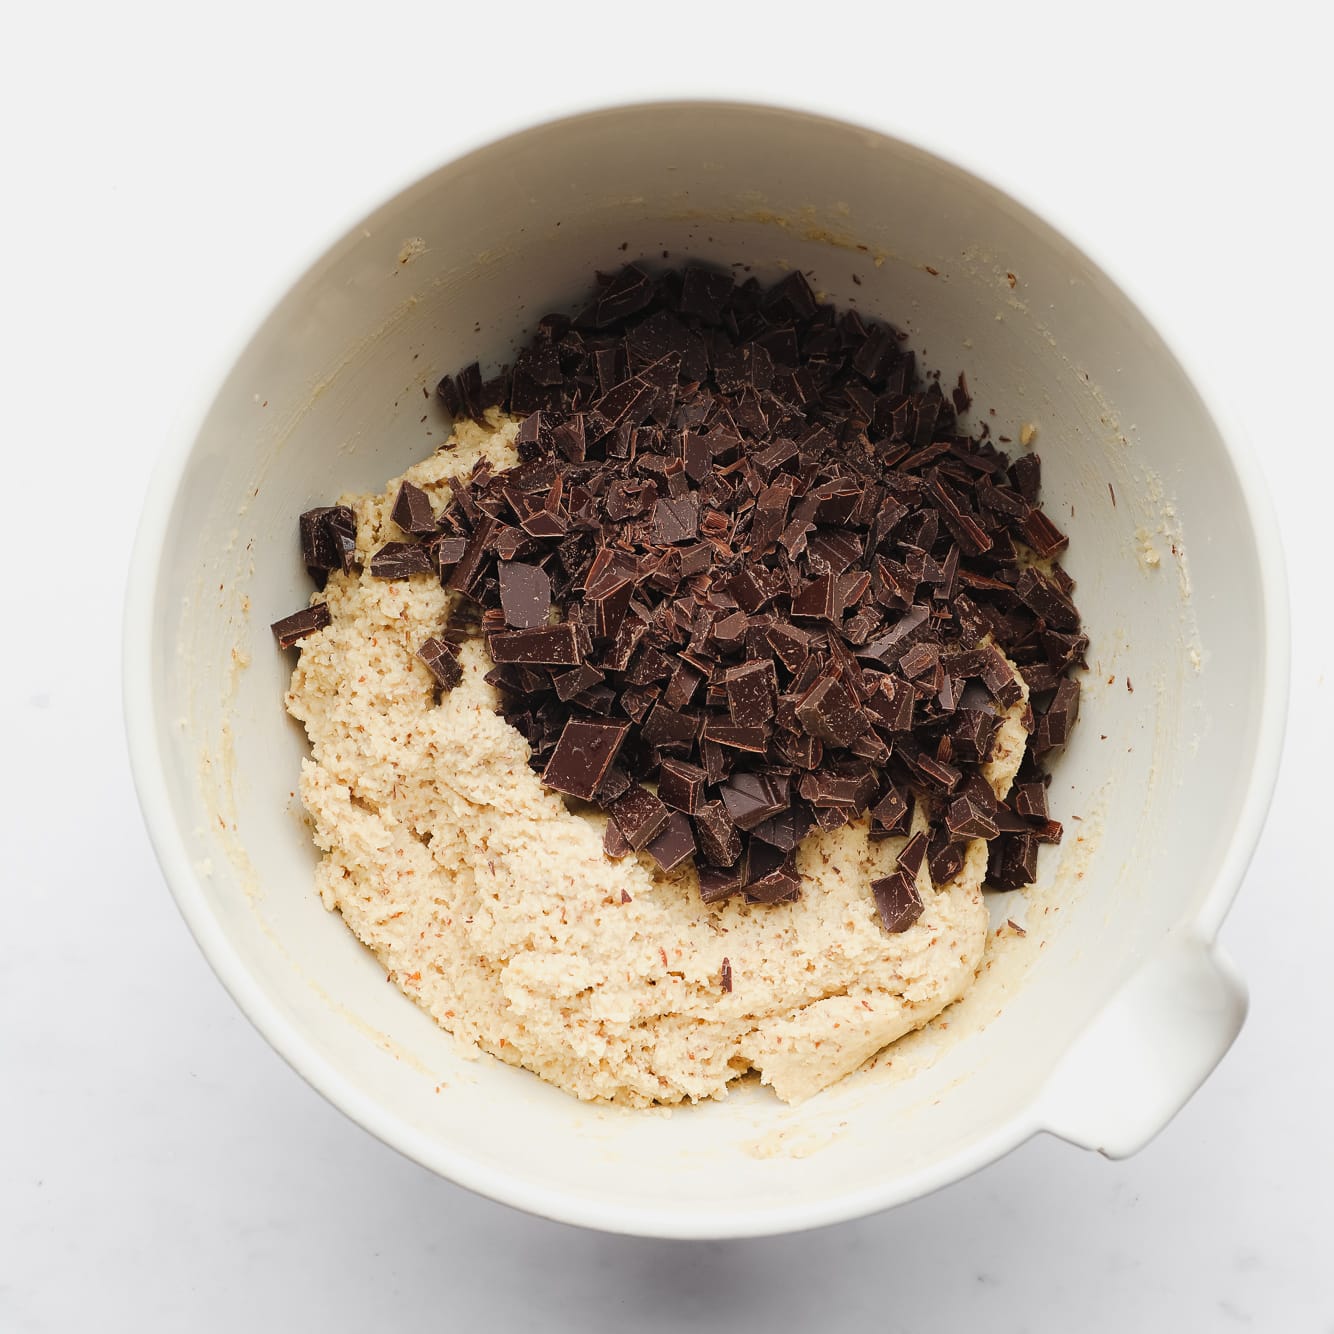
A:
122;94;1290;1239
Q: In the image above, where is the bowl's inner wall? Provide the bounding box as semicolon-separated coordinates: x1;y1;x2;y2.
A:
148;104;1263;1223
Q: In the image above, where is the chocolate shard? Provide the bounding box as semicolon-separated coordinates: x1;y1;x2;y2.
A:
1014;567;1080;632
416;636;462;691
719;773;786;832
650;495;701;544
927;830;966;885
369;541;433;579
498;562;552;629
646;810;697;872
679;265;734;321
751;805;814;851
723;659;778;726
391;481;436;536
488;623;580;666
698;862;745;903
323;506;359;573
300;506;342;573
608;783;672;849
871;869;923;933
542;718;629;800
603;819;632;860
595;265;656;326
946;790;1001;840
1012;781;1049;821
271;603;330;648
897;830;928;880
872;784;911;836
1032;677;1081;756
657;757;707;813
1019;508;1069;558
988;832;1040;889
695;799;743;867
978;643;1024;708
794;676;869;747
742;840;802;903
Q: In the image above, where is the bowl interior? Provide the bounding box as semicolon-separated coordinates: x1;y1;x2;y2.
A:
135;102;1269;1234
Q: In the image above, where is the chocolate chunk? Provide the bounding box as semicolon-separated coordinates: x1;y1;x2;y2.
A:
552;663;604;701
742;840;801;902
1019;508;1069;558
1014;567;1080;632
321;506;358;573
897;830;928;880
391;481;436;536
300;506;355;573
720;957;733;993
608;784;672;849
603;820;631;860
431;534;470;575
498;562;552;629
978;644;1024;708
488;624;580;665
927;831;966;885
1012;781;1049;821
679;266;734;321
871;869;923;933
695;799;742;867
988;832;1040;889
795;677;868;746
646;811;696;871
719;773;786;831
750;804;814;851
658;758;707;813
946;790;1001;840
271;603;330;648
723;660;777;726
369;541;432;579
650;495;700;544
872;784;911;836
416;636;462;691
595;265;655;326
698;862;744;903
542;719;629;800
1032;677;1081;756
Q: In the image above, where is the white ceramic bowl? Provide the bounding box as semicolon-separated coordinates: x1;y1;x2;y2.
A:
125;100;1287;1238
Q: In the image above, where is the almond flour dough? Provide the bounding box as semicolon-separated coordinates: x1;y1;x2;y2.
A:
285;412;1030;1106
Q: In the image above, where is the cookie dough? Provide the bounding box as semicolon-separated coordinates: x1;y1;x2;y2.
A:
285;413;1029;1106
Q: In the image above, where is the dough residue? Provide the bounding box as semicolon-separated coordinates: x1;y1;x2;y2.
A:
285;414;1028;1107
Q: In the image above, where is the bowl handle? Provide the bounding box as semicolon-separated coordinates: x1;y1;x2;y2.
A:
1034;932;1247;1159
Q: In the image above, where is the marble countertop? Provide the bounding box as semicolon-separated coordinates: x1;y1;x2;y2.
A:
4;3;1329;1328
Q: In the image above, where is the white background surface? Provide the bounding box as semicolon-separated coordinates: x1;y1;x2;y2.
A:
3;2;1331;1329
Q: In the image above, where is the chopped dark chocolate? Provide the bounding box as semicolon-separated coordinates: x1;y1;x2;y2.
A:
871;869;923;933
695;799;742;867
416;636;462;691
646;811;697;872
391;481;436;536
271;603;330;648
498;562;552;629
340;263;1089;914
488;624;580;666
658;758;707;813
608;783;672;849
542;718;629;800
369;542;432;579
